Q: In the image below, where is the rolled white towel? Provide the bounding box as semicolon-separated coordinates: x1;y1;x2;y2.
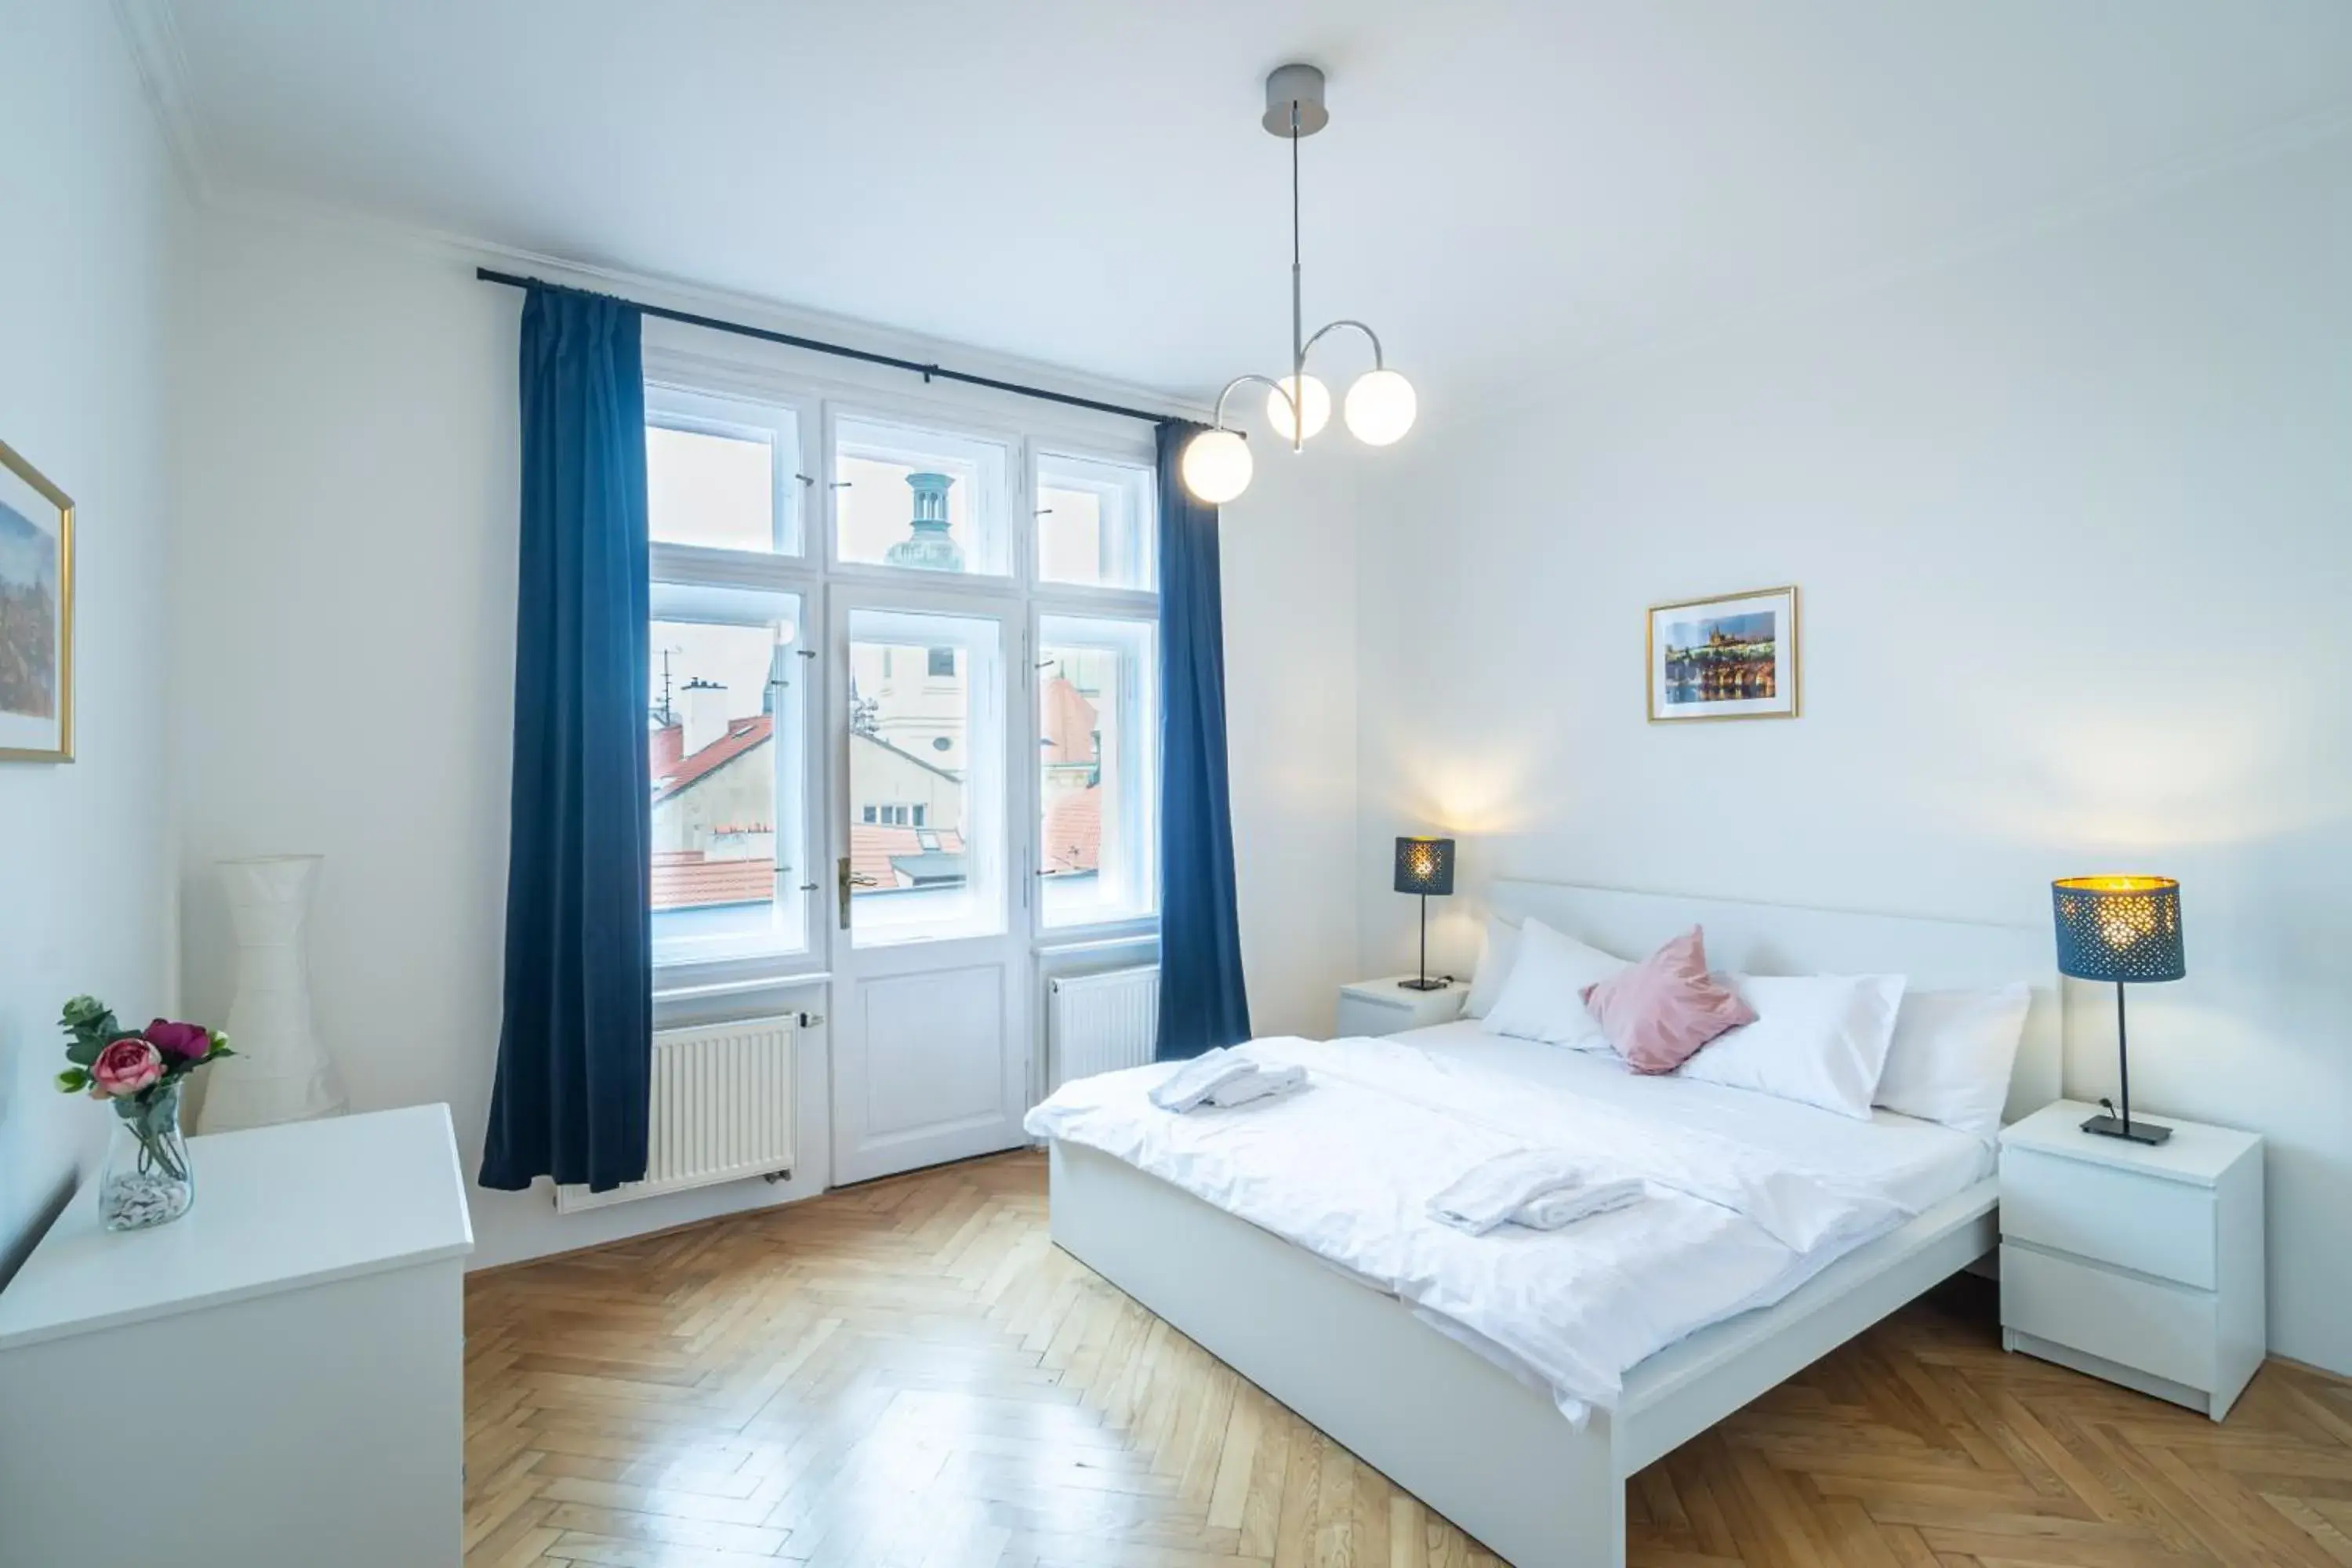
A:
1512;1178;1644;1231
1202;1063;1306;1107
1148;1048;1258;1112
1427;1148;1591;1236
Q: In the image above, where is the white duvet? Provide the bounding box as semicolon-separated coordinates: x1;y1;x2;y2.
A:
1024;1035;1925;1421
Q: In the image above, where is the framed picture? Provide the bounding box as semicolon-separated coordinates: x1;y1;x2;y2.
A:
0;437;74;762
1647;585;1799;722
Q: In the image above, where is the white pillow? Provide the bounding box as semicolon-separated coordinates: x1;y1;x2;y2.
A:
1462;915;1522;1019
1479;918;1630;1047
1872;984;2031;1143
1678;973;1906;1120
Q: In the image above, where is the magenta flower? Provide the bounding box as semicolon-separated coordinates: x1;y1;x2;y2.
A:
145;1019;212;1061
91;1039;165;1099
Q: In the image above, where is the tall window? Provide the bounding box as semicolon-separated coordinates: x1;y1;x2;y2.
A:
1036;615;1156;928
646;388;808;971
643;359;1160;982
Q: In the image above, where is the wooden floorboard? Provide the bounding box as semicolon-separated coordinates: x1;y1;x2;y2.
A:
465;1150;2352;1567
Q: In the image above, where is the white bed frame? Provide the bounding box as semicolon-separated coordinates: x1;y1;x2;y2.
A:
1046;880;2060;1568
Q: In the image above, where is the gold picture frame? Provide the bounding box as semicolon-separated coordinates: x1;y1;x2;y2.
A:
1646;585;1799;723
0;436;74;763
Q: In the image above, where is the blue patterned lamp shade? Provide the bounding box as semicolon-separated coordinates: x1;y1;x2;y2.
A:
2052;876;2185;983
1394;837;1456;896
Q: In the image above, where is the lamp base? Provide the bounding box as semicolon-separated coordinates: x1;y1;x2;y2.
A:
2081;1112;2172;1146
1396;977;1450;993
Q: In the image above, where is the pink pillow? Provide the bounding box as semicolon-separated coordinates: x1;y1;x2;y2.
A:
1581;927;1756;1075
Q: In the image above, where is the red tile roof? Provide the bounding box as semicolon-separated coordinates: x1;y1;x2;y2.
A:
1042;786;1101;874
654;714;771;803
651;851;774;911
850;824;964;889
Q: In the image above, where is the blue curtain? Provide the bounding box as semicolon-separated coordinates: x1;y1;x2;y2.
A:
1155;421;1251;1059
480;288;653;1192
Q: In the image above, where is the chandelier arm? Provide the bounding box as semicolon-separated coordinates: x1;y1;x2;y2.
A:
1212;372;1293;434
1300;318;1387;372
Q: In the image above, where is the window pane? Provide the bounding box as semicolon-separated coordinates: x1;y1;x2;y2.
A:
650;586;805;964
834;415;1009;575
647;390;800;554
1036;452;1154;590
848;608;1006;945
1039;615;1156;928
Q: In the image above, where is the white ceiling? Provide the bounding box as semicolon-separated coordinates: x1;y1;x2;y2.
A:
147;1;2352;403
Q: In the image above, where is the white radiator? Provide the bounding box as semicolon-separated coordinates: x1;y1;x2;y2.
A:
555;1014;797;1213
1048;965;1160;1089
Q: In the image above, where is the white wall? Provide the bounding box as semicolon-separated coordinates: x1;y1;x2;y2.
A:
1225;452;1361;1038
172;205;1359;1265
1356;138;2352;1372
0;2;183;1282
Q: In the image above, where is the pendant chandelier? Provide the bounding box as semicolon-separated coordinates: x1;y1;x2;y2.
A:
1181;64;1417;506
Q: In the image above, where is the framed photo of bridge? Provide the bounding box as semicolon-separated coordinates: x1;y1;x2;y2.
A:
1647;585;1798;723
0;437;74;763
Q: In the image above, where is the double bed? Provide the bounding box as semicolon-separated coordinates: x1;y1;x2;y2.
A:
1032;881;2060;1568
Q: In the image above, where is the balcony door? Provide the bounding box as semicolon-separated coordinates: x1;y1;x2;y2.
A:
826;586;1029;1184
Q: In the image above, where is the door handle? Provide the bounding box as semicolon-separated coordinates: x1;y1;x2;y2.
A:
837;856;877;927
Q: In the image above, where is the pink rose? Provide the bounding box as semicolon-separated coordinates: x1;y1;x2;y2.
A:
91;1039;164;1099
145;1019;212;1061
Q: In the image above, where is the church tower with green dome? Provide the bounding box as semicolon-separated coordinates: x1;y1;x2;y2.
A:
884;472;964;572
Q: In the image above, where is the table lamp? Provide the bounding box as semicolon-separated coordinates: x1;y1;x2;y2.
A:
1394;837;1456;992
2051;875;2184;1145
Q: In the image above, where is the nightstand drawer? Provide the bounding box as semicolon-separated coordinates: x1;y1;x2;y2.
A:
2002;1145;2216;1290
1336;992;1414;1037
2002;1243;2216;1392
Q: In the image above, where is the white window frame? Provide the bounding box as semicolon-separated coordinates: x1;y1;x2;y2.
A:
641;337;1162;996
646;383;816;559
645;550;821;993
1035;445;1159;593
1033;608;1159;938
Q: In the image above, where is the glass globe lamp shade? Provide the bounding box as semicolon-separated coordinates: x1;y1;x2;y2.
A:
1181;428;1254;504
1343;368;1417;446
1265;374;1330;443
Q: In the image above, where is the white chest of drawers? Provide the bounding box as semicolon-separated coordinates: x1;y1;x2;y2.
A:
0;1104;474;1566
1998;1099;2263;1420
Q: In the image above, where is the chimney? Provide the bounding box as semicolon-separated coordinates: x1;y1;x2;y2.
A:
681;677;728;757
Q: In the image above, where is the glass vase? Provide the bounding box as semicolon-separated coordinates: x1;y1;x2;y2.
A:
100;1081;194;1231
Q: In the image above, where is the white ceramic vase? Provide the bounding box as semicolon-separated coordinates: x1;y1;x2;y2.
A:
201;855;347;1132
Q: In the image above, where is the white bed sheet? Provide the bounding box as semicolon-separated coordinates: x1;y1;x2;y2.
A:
1392;1018;1994;1210
1028;1032;1992;1422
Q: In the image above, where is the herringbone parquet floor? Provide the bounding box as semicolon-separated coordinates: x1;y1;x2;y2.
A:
463;1151;2352;1568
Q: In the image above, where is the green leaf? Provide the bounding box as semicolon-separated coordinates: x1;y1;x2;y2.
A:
56;1068;89;1094
64;1036;104;1068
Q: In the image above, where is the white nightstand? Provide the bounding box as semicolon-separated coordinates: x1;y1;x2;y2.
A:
1336;975;1466;1038
1998;1099;2264;1421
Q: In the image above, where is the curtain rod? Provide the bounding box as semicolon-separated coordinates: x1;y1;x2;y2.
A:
474;267;1176;426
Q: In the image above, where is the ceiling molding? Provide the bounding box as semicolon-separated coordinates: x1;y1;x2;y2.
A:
1452;92;2352;413
198;180;1216;427
108;0;212;198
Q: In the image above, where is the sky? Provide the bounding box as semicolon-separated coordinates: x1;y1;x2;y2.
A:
1664;609;1774;649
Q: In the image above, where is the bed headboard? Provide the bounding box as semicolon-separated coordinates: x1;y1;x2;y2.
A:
1486;879;2060;1125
